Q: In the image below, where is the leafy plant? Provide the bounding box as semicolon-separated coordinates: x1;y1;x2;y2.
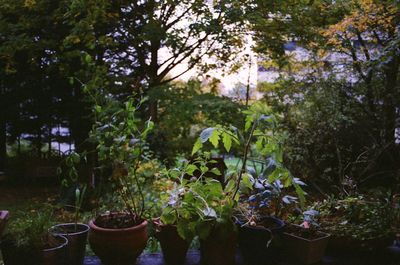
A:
314;195;393;241
91;96;154;225
159;154;236;240
4;209;57;250
241;178;304;222
192;102;306;225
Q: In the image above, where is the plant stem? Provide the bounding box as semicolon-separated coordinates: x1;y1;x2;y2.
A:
232;121;257;199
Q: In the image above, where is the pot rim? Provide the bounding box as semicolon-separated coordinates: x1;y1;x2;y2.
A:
152;217;176;227
284;224;331;242
43;235;68;252
49;223;90;236
283;231;331;242
89;216;148;232
234;215;284;231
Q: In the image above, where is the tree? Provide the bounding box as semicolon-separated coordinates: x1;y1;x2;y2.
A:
250;0;400;189
0;0;95;170
64;0;248;120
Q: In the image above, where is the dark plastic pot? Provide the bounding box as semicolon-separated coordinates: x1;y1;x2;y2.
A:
0;211;9;237
200;226;237;265
283;225;330;265
49;223;89;265
154;219;191;265
88;215;148;265
236;216;284;265
1;235;68;265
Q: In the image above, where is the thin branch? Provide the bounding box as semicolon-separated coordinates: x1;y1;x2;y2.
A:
232;121;258;199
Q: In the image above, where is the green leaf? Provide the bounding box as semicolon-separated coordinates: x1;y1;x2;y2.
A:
206;179;223;196
192;138;203;155
161;208;177;225
95;105;102;113
242;173;254;190
209;168;221;175
209;129;220;148
196;221;211;240
177;219;196;241
71;152;80;164
200;165;209;173
84;53;92;64
185;164;198;175
222;132;232;152
224;179;236;193
294;182;306;207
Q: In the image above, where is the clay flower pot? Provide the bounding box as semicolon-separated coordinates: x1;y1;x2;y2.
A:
1;235;68;265
88;214;148;265
49;223;90;265
153;219;191;265
0;210;9;237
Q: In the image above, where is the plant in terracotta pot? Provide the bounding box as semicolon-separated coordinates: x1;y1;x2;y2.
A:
49;183;89;265
154;160;197;265
283;210;330;265
155;155;232;265
0;210;9;237
87;97;154;265
1;210;68;265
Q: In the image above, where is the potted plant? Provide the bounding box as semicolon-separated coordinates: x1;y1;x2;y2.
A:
87;98;153;265
283;210;330;264
155;155;235;265
154;161;197;265
314;195;393;256
235;178;303;265
1;210;68;265
193;103;306;265
49;185;90;265
0;210;9;237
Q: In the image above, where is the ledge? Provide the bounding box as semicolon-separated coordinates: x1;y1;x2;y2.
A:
83;249;400;265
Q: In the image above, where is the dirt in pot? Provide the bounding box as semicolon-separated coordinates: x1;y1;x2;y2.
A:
42;234;63;249
260;218;280;230
94;213;143;229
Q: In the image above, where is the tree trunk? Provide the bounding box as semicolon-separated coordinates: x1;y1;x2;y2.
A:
383;58;399;145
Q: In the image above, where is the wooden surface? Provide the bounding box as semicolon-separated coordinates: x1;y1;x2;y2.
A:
83;249;400;265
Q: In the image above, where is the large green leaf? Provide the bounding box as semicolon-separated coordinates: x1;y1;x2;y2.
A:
209;129;220;148
222;132;232;152
192;138;203;155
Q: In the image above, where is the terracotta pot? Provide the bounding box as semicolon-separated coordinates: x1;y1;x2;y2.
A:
0;210;9;237
88;215;148;265
1;235;68;265
154;219;191;265
49;223;89;265
283;225;330;265
200;226;237;265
